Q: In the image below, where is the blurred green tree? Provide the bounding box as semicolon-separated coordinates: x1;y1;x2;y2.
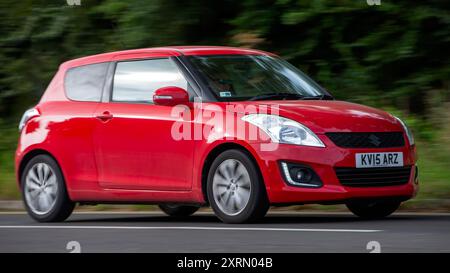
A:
0;0;448;126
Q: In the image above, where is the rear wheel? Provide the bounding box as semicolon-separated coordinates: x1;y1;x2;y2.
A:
158;204;199;217
207;149;269;224
21;155;75;222
346;200;400;219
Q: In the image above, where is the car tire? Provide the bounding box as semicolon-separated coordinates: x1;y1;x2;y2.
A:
207;149;269;224
158;204;199;217
21;154;75;222
346;200;400;219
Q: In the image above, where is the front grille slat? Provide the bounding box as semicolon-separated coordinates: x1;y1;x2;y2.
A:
326;132;405;148
337;174;410;180
335;166;412;187
336;170;411;176
342;181;407;186
335;169;411;174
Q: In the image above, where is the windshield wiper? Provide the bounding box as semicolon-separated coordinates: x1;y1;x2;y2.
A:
248;92;334;101
248;92;306;101
301;94;334;100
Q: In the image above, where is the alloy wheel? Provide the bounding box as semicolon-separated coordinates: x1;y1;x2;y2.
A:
24;163;58;215
212;159;252;216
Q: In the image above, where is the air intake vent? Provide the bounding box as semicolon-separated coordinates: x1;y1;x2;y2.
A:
335;166;412;187
326;132;405;148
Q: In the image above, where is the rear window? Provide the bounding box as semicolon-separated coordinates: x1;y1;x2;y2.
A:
64;62;109;102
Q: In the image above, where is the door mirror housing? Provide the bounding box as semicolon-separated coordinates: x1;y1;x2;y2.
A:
153;86;190;106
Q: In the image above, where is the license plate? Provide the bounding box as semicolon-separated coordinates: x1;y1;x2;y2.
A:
355;152;403;168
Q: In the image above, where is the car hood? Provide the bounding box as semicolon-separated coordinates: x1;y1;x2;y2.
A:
227;100;402;134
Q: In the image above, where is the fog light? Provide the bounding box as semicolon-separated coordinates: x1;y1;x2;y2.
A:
280;162;322;188
292;168;312;183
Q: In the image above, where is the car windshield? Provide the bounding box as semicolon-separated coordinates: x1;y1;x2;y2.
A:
187;54;329;101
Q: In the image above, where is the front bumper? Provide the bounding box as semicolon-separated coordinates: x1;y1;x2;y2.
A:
250;135;419;204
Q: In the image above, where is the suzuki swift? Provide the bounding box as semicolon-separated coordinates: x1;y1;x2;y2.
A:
16;46;418;223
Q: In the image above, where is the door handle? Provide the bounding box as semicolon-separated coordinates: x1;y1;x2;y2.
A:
96;111;113;122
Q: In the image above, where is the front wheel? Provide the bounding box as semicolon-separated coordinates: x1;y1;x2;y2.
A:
207;149;269;224
346;200;400;219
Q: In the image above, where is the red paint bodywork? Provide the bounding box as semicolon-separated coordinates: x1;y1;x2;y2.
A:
15;46;418;205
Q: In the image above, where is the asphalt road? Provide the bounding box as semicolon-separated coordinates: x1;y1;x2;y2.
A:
0;211;449;253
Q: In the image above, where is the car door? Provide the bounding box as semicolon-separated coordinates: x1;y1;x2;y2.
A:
93;57;195;191
59;62;110;193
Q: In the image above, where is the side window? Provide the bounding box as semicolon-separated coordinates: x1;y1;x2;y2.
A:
65;62;109;102
112;58;188;103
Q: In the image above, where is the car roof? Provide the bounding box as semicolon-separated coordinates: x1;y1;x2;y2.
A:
59;46;276;70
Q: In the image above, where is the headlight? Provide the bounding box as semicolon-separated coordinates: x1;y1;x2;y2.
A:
241;114;325;147
394;116;415;145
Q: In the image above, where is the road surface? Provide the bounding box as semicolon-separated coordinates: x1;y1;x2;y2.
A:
0;211;449;252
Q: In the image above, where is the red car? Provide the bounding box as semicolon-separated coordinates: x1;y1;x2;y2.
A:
16;46;418;223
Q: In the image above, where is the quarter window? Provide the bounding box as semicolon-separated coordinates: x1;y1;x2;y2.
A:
65;62;109;102
112;58;188;103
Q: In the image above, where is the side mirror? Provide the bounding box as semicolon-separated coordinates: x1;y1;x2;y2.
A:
153;86;190;106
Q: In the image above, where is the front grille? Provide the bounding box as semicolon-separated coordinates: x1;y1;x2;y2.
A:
335;166;412;187
326;132;405;148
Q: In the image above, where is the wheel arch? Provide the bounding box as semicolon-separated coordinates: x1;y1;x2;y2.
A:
200;142;266;204
18;149;61;187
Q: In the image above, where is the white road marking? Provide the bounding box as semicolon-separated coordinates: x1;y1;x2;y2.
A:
0;225;380;233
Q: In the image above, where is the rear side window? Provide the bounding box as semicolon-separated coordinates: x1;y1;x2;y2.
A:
65;62;109;102
112;58;188;103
